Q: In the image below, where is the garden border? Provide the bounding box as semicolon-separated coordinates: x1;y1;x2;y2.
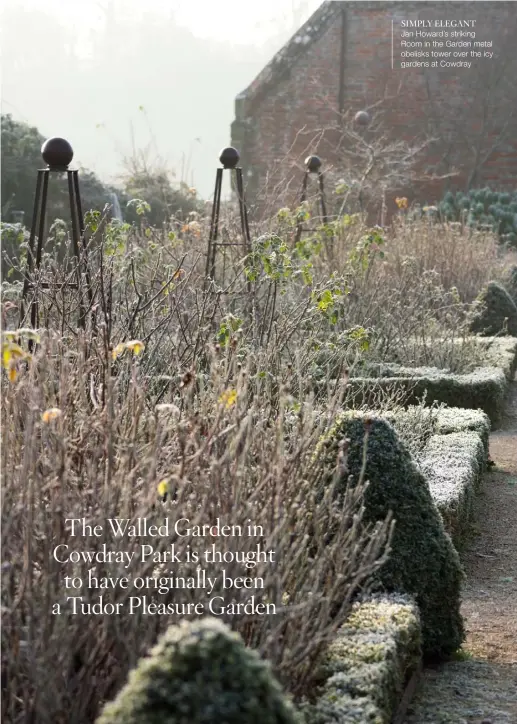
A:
305;404;492;722
346;337;517;428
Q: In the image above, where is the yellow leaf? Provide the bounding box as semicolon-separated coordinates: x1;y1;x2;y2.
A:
181;221;201;238
42;408;62;423
219;388;237;409
2;342;25;369
8;365;17;383
157;479;169;497
112;343;126;360
126;340;145;355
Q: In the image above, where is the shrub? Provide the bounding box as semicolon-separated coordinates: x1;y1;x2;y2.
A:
1;113;118;226
313;413;465;659
377;404;438;458
383;407;489;545
301;594;421;724
419;431;486;545
433;407;491;458
2;332;392;722
478;335;517;380
0;222;28;281
96;618;300;724
347;364;508;427
468;281;517;337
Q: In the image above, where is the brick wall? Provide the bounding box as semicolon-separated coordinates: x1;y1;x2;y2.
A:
232;1;517;221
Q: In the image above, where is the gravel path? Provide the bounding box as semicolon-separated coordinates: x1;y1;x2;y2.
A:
404;382;517;724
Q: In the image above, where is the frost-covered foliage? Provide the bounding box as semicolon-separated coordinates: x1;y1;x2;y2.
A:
433;407;491;457
301;594;421;724
375;407;489;544
505;265;517;305
419;431;486;545
96;618;300;724
348;363;508;426
378;405;439;458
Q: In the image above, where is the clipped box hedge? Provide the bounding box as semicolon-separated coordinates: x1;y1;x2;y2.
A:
432;407;491;456
419;430;485;546
305;407;490;722
479;335;517;379
417;407;489;545
345;336;517;428
347;364;505;427
385;407;490;545
301;594;421;724
314;413;465;659
305;406;491;723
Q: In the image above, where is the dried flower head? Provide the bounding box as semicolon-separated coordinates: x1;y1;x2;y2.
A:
42;408;62;423
111;343;126;361
126;340;145;355
181;221;202;237
218;388;237;409
157;479;169;498
180;370;194;388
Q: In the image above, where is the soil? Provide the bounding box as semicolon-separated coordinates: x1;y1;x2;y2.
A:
404;382;517;724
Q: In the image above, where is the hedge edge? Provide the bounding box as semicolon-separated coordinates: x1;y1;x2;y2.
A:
347;336;517;428
420;408;490;546
382;407;489;545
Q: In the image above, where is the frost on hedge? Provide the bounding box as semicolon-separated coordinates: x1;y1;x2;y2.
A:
314;413;464;659
95;618;300;724
478;335;517;380
301;594;421;724
377;406;438;458
469;281;517;337
347;364;507;426
419;431;486;544
377;408;489;544
433;407;491;458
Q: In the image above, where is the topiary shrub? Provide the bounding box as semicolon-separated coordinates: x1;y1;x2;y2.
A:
345;334;517;427
313;413;465;659
468;281;517;337
95;618;300;724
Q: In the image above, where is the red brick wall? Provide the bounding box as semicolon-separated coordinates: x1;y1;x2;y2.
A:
233;1;517;221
